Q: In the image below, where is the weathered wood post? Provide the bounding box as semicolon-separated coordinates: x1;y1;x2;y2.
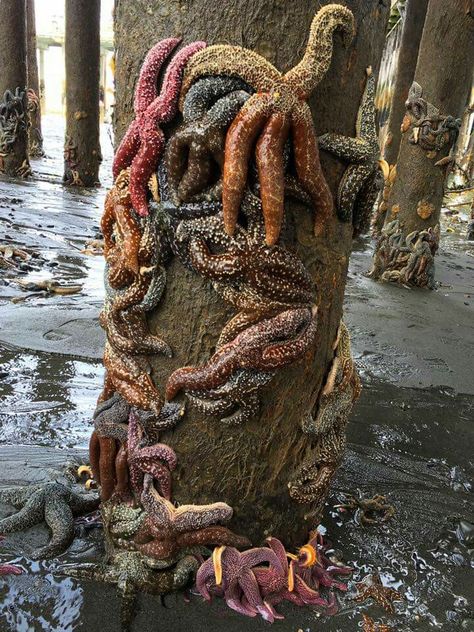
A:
109;0;390;547
370;0;474;288
26;0;44;157
0;0;30;177
64;0;101;186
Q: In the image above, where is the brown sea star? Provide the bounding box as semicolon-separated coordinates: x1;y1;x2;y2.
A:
166;306;318;400
334;492;395;526
302;320;361;438
362;613;393;632
355;573;403;614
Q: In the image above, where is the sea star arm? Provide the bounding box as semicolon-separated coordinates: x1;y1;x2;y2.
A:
217;311;268;348
337;163;374;222
255;112;291;245
225;577;258;617
166;349;234;400
103;343;164;414
34;497;75;559
291;102;333;236
179;44;281;106
283;4;355;98
0;564;23;576
145;41;207;124
260;325;316;368
353;169;381;236
223;93;272;236
112;123;140;179
98;436;118;502
239;568;275;622
0;492;44;533
176;526;250;550
129;121;165;217
196;557;217;600
241;547;284;573
357;67;377;140
134;38;182;115
318;134;373;162
188;240;242;280
173;501;233;533
177;142;213;202
183;76;251;122
265;537;290;570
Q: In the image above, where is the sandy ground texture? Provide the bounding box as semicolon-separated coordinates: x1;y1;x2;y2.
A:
0;117;473;631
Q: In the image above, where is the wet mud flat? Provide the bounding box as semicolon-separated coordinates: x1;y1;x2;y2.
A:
0;118;473;631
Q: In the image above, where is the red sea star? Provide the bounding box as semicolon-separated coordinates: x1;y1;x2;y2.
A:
113;38;207;217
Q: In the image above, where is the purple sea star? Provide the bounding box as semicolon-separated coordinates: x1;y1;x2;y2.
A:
127;410;177;500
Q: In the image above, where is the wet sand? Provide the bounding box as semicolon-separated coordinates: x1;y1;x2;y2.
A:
0;117;473;631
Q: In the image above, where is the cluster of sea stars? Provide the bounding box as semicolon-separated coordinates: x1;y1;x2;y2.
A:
196;531;351;622
179;3;355;245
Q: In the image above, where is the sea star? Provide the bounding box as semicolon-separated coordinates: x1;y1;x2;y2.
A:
106;502;146;541
402;81;460;156
355;573;403;614
103;342;164;414
157;160;223;221
187;368;274;425
0;563;23;576
93;391;130;443
127;410;177;500
179;4;355;244
0;482;99;559
113;39;206;217
165;78;251;202
101;169;141;279
362;614;393;632
188;236;313;305
131;475;250;560
302;320;361;438
293;532;352;595
182;76;252;122
92;392;182;462
166;306;318;400
288;420;347;507
334;492;395;526
63;549;199;631
178;191;313;346
101;203;172;359
288;324;360;507
90;392;183;503
196;544;284;621
251;537;339;616
318;67;389;235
